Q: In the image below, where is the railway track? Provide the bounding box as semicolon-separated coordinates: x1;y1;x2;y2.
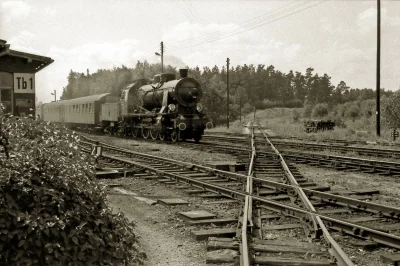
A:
201;135;400;177
203;134;400;159
239;124;349;265
80;131;400;265
205;131;400;148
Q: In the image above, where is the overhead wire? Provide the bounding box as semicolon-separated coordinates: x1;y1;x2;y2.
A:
169;0;320;50
168;0;326;51
169;0;306;47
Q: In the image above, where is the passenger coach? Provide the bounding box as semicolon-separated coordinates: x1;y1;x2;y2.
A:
40;93;118;127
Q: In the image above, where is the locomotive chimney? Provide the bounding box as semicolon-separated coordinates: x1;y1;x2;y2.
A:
179;69;188;78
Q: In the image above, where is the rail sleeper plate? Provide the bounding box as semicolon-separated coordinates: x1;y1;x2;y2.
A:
179;210;216;221
157;198;189;205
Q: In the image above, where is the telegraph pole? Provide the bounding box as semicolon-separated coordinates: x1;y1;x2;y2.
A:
226;58;230;129
155;42;164;73
51;90;56;102
376;0;381;136
239;87;242;123
161;41;164;73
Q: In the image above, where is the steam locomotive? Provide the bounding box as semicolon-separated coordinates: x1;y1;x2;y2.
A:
40;69;210;142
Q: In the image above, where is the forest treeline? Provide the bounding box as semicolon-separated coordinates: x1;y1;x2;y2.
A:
60;62;394;125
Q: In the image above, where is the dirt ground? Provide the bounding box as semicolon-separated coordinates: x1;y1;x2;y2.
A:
108;193;208;266
105;177;238;266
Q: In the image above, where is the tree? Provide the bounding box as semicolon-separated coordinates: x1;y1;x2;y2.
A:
332;81;349;104
382;91;400;129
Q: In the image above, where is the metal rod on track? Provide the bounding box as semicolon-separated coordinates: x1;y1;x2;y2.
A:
258;124;354;266
240;122;255;266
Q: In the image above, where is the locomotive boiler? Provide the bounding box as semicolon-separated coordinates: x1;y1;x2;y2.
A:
101;69;209;142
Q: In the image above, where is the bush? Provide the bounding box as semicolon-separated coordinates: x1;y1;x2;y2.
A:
382;91;400;129
0;114;144;265
242;103;254;114
333;117;347;128
286;99;303;108
345;105;360;121
303;104;313;118
292;109;300;122
311;103;329;118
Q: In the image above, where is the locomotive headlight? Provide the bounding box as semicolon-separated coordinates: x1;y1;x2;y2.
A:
196;103;203;113
168;104;176;112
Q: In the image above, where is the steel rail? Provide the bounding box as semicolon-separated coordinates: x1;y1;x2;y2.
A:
79;137;400;218
282;151;400;175
203;135;400;159
273;140;400;158
204;132;400;148
241;123;255;266
80;138;400;250
82;145;400;251
88;148;400;251
258;124;354;266
80;137;400;218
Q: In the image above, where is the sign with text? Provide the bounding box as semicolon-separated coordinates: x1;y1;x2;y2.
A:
13;73;35;94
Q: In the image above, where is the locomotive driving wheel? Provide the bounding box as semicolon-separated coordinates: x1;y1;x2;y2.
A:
193;133;201;143
142;128;150;139
171;129;180;142
131;127;140;138
150;128;158;140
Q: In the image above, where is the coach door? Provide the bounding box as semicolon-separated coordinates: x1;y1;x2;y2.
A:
60;105;65;122
0;72;13;114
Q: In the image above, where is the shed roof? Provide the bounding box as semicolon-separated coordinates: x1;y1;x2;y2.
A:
0;40;54;73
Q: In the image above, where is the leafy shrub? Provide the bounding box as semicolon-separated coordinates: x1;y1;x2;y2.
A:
382;91;400;129
286;99;303;108
311;103;329;118
0;114;144;265
345;105;360;121
333;117;347;128
292;109;300;122
242;103;254;114
302;104;313;118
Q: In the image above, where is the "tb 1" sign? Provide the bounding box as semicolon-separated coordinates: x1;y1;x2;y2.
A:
14;73;35;94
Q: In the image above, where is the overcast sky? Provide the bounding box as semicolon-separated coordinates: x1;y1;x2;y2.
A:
1;0;399;103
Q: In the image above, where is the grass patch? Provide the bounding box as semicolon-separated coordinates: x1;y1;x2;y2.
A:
208;107;399;144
